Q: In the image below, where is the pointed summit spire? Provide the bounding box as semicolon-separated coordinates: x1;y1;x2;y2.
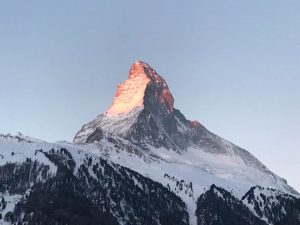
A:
106;60;174;117
128;60;149;79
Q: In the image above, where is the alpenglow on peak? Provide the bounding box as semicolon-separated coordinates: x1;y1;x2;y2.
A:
106;60;174;117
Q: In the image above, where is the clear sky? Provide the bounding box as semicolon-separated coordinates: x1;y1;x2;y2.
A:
0;1;299;192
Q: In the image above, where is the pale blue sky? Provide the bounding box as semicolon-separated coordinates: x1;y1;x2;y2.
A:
0;1;299;191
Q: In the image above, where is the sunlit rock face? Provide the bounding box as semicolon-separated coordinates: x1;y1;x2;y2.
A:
107;60;174;117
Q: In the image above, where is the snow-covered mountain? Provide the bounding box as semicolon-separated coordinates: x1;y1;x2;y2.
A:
72;60;299;224
0;60;299;225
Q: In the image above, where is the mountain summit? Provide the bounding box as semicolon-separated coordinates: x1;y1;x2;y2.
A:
74;60;205;151
74;60;195;150
107;60;174;117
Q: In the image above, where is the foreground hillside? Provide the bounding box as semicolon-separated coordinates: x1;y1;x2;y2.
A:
0;132;299;225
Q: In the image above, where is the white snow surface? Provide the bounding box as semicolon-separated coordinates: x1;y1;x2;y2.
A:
0;133;298;225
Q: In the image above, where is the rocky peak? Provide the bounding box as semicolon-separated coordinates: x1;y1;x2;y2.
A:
107;60;174;117
74;60;201;150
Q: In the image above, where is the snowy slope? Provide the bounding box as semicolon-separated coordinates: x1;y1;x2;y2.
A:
73;133;299;225
0;133;189;225
0;132;299;225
